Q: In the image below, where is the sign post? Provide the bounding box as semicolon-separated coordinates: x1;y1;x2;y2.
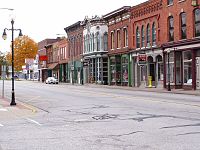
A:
1;65;6;98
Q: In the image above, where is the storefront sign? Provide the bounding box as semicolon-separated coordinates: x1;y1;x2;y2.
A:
39;55;47;61
138;54;147;65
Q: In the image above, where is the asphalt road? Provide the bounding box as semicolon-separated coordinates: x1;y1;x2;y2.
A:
0;80;200;150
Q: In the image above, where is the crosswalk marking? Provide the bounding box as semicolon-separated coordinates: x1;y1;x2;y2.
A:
0;108;8;112
26;118;42;126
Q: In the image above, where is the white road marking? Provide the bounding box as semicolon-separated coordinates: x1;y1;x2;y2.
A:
26;118;42;126
0;108;8;112
0;124;4;127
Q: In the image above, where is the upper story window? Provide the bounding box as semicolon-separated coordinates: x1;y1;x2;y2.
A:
141;25;145;47
168;0;173;5
92;34;94;51
168;16;174;41
103;32;108;51
96;32;100;51
194;9;200;37
111;31;115;49
180;12;187;39
146;24;150;47
117;30;121;48
84;36;86;53
152;22;156;46
136;27;140;48
123;28;128;47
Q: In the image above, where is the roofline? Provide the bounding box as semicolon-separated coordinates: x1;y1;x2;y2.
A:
64;21;81;32
103;6;131;20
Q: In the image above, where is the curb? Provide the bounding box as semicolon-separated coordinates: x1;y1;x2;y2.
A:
84;84;200;96
0;98;38;113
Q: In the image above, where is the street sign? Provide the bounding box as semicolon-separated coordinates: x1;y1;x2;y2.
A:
1;65;6;72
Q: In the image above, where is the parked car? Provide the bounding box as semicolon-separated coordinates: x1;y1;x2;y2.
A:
45;77;58;84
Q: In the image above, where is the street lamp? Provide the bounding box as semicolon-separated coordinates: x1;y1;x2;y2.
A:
2;18;23;106
167;48;171;91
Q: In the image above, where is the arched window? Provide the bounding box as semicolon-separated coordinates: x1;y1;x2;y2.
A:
103;32;108;51
152;22;156;46
146;24;150;47
92;33;94;51
136;27;140;48
141;25;145;47
123;28;128;47
96;32;100;51
168;16;174;41
180;12;187;39
111;31;114;49
194;9;200;37
84;36;86;53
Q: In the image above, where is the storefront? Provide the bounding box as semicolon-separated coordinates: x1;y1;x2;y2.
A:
109;54;130;86
85;56;108;85
162;39;200;90
131;49;163;88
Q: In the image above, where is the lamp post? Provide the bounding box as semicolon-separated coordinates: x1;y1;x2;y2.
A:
81;58;84;85
167;49;171;91
2;18;23;106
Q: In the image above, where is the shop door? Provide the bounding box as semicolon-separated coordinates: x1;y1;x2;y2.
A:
196;57;200;89
149;63;156;86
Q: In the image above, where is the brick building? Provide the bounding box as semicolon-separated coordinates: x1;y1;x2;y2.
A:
64;21;83;84
103;6;132;86
38;39;59;82
130;0;163;88
57;37;69;82
161;0;200;90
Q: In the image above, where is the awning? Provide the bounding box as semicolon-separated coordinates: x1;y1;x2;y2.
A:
48;63;58;70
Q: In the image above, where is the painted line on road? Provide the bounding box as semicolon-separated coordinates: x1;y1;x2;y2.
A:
0;108;8;112
26;118;42;126
0;123;4;127
19;102;38;113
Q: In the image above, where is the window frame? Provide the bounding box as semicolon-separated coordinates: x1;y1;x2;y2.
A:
180;12;187;39
168;16;174;42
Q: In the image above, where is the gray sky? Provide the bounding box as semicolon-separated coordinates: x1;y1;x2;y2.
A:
0;0;146;53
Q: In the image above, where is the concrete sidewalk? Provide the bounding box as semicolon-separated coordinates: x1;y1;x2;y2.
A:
0;98;37;121
83;83;200;96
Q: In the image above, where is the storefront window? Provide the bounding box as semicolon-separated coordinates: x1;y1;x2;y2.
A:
183;51;192;84
166;52;174;83
116;56;121;84
110;57;116;82
122;56;129;83
175;52;182;85
157;56;163;81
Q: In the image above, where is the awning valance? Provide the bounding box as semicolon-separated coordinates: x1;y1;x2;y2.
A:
48;63;58;70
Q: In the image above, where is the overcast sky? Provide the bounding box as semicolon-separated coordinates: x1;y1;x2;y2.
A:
0;0;146;53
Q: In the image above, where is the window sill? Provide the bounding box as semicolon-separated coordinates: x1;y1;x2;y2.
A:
178;0;186;3
167;3;173;7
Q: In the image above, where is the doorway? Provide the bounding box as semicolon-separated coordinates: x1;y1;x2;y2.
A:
196;57;200;89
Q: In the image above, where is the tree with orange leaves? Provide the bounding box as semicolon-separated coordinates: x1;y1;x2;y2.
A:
6;35;38;72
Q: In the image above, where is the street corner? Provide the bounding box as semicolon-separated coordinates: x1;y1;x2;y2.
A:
15;101;38;113
0;98;10;107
